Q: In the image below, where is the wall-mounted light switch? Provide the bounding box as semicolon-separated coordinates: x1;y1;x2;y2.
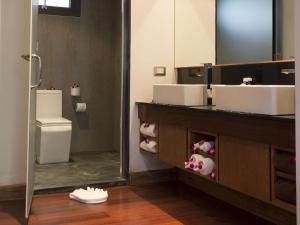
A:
154;66;166;76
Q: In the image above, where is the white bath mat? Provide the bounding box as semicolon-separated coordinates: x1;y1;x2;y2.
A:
69;187;108;204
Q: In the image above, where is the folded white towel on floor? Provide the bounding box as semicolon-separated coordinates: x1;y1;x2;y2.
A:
198;157;215;176
140;123;157;137
69;187;108;204
140;140;157;153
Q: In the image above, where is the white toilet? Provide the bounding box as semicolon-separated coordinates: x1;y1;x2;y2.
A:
36;90;72;164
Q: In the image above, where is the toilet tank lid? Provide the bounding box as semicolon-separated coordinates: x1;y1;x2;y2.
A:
37;90;62;94
36;118;72;126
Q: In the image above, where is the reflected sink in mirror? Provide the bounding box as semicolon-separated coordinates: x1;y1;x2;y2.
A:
153;84;207;106
214;85;295;115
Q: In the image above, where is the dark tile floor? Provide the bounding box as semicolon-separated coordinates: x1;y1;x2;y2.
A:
34;151;120;190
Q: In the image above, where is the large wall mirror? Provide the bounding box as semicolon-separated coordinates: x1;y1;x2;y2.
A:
216;0;294;65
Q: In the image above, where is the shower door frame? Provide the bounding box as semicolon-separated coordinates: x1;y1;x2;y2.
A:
33;0;131;193
120;0;130;181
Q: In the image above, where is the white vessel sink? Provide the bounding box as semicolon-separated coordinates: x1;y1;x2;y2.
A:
214;85;295;115
153;84;207;106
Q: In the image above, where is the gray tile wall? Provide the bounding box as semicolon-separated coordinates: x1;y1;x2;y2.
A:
38;0;122;153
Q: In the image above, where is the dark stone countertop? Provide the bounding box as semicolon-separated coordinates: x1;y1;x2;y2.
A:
136;102;295;122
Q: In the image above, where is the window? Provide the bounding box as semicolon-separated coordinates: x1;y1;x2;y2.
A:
39;0;71;8
39;0;81;17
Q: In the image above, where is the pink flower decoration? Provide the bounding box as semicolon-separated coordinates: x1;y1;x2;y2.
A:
208;148;216;156
184;161;195;171
48;85;56;90
198;161;203;170
192;146;198;153
210;172;217;181
197;140;205;145
289;155;296;164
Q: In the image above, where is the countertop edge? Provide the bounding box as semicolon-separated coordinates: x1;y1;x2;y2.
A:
136;102;295;122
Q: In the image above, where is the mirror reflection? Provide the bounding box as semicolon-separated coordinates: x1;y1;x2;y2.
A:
216;0;294;65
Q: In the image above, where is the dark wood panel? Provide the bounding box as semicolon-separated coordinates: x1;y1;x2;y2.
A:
138;103;295;149
159;123;187;168
129;169;177;185
219;135;271;202
0;185;26;202
178;170;296;225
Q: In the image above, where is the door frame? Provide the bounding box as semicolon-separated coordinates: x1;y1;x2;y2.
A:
121;0;131;180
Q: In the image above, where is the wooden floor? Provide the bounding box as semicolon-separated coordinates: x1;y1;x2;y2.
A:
2;182;274;225
0;199;26;225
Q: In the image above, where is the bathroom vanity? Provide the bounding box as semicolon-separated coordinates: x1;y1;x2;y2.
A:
137;102;296;225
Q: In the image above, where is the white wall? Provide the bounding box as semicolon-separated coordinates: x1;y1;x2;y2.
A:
0;1;30;186
282;0;294;59
175;0;216;67
295;0;300;222
129;0;176;172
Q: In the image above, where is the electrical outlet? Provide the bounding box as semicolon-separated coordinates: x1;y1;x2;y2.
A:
154;66;166;76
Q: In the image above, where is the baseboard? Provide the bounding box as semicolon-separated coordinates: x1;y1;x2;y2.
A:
34;179;128;195
0;184;26;202
129;168;178;185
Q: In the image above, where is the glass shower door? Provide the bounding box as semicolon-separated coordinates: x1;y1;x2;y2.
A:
23;0;40;218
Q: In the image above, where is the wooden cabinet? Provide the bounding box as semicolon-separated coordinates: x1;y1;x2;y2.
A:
137;103;296;220
219;135;271;202
159;123;187;168
175;0;216;67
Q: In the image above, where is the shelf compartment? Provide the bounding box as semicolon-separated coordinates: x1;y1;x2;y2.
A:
187;130;218;182
139;121;159;158
273;148;295;175
271;146;296;212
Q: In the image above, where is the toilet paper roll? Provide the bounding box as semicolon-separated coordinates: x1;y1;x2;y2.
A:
71;87;80;96
75;103;87;112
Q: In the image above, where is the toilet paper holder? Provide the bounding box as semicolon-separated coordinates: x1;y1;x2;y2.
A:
73;102;87;113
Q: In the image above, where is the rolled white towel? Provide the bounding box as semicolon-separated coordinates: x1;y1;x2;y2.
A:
140;123;156;137
140;140;148;151
140;139;157;153
190;154;204;165
192;140;205;152
147;140;157;152
185;154;205;171
199;141;215;153
198;157;215;176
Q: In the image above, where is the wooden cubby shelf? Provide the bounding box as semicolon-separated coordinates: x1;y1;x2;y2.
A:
271;146;296;213
137;102;296;223
187;130;219;182
139;121;159;158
